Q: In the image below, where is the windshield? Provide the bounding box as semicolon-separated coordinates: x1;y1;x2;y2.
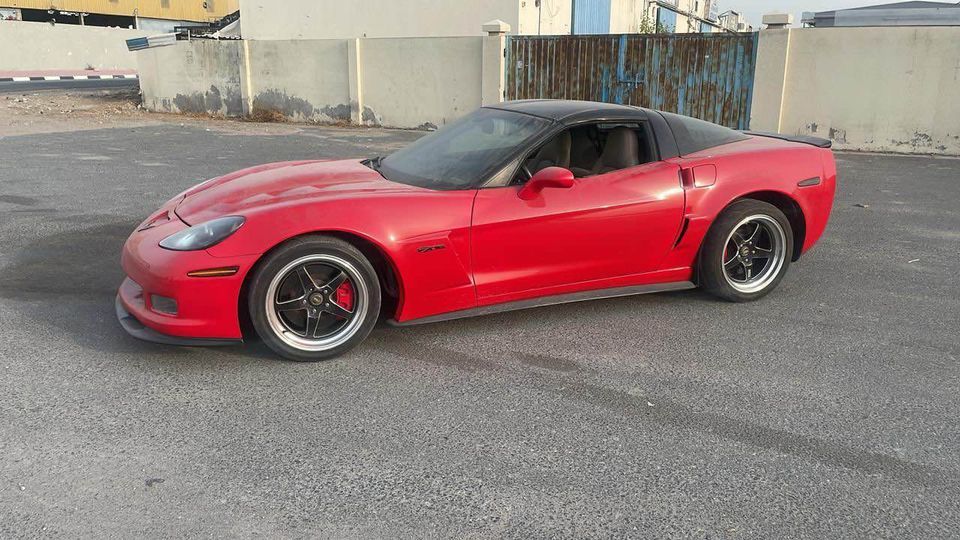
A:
376;108;552;190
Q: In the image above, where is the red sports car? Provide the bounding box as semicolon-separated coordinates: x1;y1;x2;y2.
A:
117;100;836;361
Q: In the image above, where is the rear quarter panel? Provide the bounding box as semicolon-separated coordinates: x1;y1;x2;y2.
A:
661;136;836;270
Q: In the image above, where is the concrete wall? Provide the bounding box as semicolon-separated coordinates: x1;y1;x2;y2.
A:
136;35;492;129
245;39;351;123
136;26;960;155
751;27;960;155
360;37;483;128
0;20;147;70
138;40;244;117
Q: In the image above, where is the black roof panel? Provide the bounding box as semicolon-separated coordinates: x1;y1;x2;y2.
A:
487;99;648;124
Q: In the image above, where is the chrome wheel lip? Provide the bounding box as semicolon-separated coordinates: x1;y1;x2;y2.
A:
721;214;787;294
265;254;368;352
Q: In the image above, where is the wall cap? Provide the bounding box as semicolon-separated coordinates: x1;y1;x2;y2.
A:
482;20;511;35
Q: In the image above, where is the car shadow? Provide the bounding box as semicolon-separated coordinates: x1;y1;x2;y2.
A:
0;219;208;358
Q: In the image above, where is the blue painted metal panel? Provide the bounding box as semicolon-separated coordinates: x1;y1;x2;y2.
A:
657;7;678;32
505;33;759;129
573;0;611;35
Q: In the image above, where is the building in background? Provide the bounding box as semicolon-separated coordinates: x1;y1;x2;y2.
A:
717;9;753;32
237;0;746;41
237;0;571;40
0;0;238;31
802;1;960;27
576;0;730;34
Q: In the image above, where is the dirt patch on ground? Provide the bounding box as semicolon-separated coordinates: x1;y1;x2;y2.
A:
0;88;160;137
0;88;329;138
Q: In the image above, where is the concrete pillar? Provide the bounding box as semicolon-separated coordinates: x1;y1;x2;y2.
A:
749;29;792;132
348;38;364;125
240;39;254;116
481;20;510;106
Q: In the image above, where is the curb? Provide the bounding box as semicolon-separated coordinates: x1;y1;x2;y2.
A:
0;74;138;83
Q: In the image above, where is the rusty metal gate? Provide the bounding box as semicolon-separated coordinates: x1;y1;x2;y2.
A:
505;33;758;129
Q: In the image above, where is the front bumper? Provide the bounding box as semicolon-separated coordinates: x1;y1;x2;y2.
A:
116;210;259;343
115;295;241;347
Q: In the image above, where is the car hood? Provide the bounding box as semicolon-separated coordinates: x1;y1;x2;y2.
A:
174;159;422;224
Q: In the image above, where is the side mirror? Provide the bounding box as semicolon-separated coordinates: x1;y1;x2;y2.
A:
518;167;575;200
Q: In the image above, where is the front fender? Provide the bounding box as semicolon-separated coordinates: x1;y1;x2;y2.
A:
205;191;479;322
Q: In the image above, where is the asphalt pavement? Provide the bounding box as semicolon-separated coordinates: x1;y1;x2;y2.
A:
0;120;958;538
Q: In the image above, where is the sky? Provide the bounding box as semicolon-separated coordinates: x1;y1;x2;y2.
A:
724;0;952;27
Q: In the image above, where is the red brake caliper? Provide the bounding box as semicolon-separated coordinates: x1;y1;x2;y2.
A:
334;281;354;315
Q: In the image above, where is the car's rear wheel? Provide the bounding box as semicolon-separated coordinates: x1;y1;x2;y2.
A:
698;199;793;302
248;235;380;361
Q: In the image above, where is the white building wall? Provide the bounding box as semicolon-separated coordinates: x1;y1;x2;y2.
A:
609;0;653;33
669;0;712;33
238;0;571;40
517;0;572;35
609;1;718;34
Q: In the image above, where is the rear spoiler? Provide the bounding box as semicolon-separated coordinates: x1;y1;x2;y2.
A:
741;131;833;149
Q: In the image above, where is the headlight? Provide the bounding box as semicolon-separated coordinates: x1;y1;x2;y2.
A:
159;216;245;251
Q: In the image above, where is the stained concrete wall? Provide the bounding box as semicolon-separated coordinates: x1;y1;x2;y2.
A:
0;20;147;70
245;39;352;123
751;27;960;155
136;36;489;129
137;40;244;117
360;37;484;129
138;27;960;155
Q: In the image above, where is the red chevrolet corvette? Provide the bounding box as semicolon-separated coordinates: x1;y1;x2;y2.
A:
117;100;836;361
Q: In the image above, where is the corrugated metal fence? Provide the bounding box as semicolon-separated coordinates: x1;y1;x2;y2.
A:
505;33;759;129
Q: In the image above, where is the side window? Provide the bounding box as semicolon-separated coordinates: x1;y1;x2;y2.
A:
660;112;749;155
512;122;657;184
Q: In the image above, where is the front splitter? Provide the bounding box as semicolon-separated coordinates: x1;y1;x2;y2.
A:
115;295;242;347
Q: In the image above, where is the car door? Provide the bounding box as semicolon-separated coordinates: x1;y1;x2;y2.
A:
470;136;685;304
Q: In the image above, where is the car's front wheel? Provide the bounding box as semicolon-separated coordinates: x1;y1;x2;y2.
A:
698;199;794;302
247;235;381;361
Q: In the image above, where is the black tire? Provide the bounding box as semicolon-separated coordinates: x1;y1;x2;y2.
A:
247;235;381;361
698;199;794;302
